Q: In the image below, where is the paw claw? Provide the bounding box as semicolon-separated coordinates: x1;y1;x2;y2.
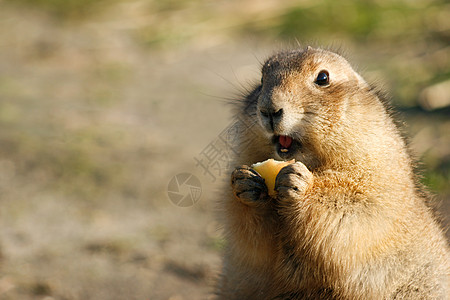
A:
275;162;313;200
231;166;269;205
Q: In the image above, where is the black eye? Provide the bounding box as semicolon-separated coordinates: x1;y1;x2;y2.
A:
315;70;329;86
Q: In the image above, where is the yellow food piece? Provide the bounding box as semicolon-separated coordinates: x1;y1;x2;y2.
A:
251;159;295;196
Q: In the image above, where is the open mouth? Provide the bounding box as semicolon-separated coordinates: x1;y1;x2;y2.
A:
272;135;301;159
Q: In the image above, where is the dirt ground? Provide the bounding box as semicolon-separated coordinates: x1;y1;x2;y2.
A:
0;2;448;300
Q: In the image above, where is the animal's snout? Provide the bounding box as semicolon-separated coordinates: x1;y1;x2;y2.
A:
259;107;283;132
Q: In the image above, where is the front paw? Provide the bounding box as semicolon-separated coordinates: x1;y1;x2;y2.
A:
231;166;268;205
275;162;313;201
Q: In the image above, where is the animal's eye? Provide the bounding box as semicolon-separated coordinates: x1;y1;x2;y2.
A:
315;70;329;86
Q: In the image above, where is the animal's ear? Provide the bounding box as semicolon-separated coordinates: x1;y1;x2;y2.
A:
306;46;313;51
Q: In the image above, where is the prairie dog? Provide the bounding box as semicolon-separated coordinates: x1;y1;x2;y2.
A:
216;47;449;299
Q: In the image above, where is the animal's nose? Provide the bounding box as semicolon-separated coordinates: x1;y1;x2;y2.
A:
260;108;283;131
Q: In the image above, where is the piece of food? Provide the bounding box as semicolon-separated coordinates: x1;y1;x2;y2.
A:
251;158;295;196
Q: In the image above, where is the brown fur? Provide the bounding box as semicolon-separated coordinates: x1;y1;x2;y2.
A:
216;47;449;299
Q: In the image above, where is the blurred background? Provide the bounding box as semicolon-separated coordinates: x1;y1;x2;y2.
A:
0;0;448;299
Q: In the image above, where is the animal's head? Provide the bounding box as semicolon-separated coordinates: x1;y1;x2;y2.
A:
254;47;370;167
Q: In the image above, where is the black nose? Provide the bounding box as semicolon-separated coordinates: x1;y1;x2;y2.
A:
260;108;283;131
